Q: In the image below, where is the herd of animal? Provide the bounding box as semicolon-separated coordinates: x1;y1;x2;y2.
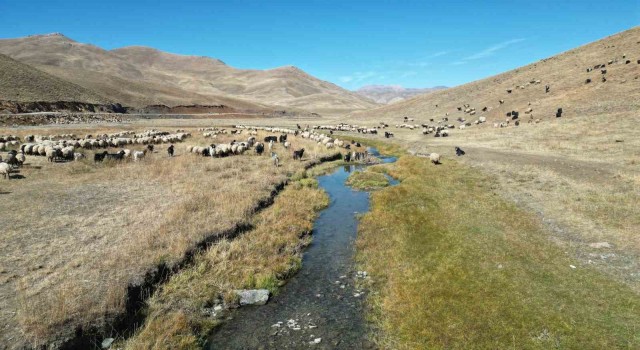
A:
0;125;380;180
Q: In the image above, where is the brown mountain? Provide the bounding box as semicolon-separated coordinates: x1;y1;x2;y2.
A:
355;85;447;104
350;27;640;123
0;52;109;104
0;33;378;115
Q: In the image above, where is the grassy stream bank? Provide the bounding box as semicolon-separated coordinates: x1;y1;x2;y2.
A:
356;154;640;349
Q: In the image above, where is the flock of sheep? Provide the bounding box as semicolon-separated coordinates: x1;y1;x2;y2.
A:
0;129;193;179
0;124;380;180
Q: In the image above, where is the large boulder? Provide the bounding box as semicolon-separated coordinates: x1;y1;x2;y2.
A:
235;289;270;305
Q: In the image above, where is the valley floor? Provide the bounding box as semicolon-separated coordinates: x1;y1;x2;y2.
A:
1;113;638;349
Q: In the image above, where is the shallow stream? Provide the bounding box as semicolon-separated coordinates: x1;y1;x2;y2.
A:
207;149;396;349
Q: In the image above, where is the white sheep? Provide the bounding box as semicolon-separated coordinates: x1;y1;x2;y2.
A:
133;150;146;161
0;162;11;179
74;153;85;161
429;153;441;165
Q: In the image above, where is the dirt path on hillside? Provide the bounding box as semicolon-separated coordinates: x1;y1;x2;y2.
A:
459;146;618;183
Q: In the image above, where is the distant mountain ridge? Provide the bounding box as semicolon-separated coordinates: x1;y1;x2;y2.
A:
0;33;378;115
355;85;447;104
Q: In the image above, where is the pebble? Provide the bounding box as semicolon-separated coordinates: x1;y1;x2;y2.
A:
101;338;114;349
570;265;577;269
589;242;611;249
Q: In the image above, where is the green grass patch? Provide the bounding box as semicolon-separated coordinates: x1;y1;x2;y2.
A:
346;170;390;191
357;155;640;349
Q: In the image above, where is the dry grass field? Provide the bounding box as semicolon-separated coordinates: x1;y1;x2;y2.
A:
122;178;329;349
0;124;339;348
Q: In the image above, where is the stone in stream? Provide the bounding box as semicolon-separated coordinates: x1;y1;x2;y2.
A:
101;338;114;349
235;289;270;305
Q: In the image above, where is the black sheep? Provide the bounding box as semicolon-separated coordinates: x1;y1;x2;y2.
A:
255;143;264;155
344;152;351;162
264;136;277;143
147;144;154;152
455;147;465;156
94;151;108;162
167;145;174;157
279;134;287;143
293;148;305;161
106;150;126;161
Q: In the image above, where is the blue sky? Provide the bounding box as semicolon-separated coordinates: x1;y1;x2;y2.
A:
1;0;638;89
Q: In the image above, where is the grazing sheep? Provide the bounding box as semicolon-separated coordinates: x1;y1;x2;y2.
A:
74;153;85;161
46;148;60;162
16;152;25;166
133;150;146;161
293;148;305;161
147;144;155;152
106;150;126;161
283;141;290;149
264;136;277;143
255;142;265;155
455;147;465;156
94;151;108;162
0;162;11;179
344;152;351;162
429;153;441;165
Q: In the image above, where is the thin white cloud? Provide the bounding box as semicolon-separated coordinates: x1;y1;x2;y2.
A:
427;51;449;58
404;51;449;68
463;38;525;61
340;71;379;84
451;61;467;66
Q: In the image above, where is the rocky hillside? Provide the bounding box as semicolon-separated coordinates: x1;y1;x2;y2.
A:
0;53;109;105
355;85;447;104
350;27;640;124
0;33;378;115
